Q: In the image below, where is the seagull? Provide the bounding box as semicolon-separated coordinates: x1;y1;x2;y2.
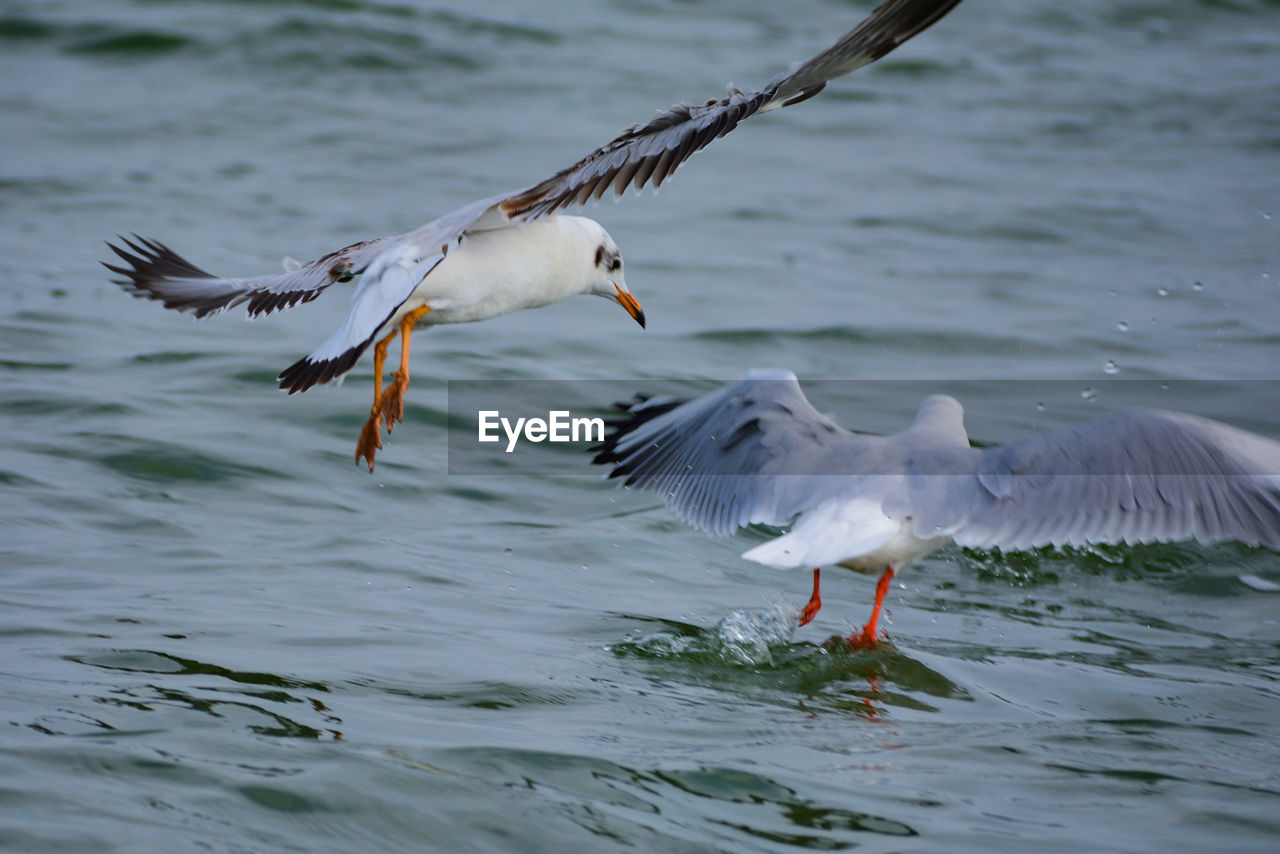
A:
103;0;966;470
592;370;1280;648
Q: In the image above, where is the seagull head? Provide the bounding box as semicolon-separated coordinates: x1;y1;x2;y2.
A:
586;225;644;329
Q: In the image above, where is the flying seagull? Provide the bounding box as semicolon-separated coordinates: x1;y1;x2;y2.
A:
104;0;966;470
592;370;1280;648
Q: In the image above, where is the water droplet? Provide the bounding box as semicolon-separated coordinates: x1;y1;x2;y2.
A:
1192;281;1203;291
1116;320;1129;332
1263;211;1273;221
1081;387;1097;402
1156;287;1169;297
1104;361;1119;375
1036;402;1046;412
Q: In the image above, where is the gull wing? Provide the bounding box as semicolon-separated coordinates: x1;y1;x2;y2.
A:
501;0;965;220
106;196;507;393
592;369;878;537
105;234;394;319
943;409;1280;550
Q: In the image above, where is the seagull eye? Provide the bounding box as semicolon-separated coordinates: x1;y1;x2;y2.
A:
609;258;621;272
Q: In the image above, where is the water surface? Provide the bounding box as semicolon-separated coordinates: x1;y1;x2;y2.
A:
2;0;1279;851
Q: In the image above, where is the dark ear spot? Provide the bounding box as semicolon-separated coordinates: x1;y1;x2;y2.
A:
594;245;605;267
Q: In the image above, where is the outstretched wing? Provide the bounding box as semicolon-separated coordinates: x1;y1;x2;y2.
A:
592;369;876;537
105;234;393;319
501;0;965;220
107;196;505;393
940;409;1280;550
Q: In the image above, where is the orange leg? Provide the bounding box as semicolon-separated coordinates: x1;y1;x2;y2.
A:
799;568;822;626
378;306;431;432
370;329;393;409
354;306;431;471
355;328;398;470
847;566;896;649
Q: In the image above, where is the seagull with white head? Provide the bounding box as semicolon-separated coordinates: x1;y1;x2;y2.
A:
104;0;966;469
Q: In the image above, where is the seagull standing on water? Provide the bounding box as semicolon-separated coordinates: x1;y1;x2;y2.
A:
592;370;1280;648
105;0;966;469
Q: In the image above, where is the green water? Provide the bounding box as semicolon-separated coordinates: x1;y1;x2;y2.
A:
2;0;1279;851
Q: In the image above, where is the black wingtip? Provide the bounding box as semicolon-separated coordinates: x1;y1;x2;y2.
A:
276;325;383;394
104;235;217;284
278;352;354;395
103;234;233;316
588;393;684;467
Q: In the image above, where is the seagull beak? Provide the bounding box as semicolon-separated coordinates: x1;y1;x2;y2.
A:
613;283;645;329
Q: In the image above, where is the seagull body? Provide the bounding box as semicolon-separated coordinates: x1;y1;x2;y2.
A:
383;217;618;326
275;211;635;391
593;370;1280;646
104;0;966;469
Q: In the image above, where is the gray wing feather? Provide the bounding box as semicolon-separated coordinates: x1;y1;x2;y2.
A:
500;0;965;220
594;370;876;536
107;197;506;393
951;409;1280;550
768;0;965;104
105;193;507;325
105;234;393;319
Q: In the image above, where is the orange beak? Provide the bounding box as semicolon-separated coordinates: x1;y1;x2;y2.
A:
614;284;646;329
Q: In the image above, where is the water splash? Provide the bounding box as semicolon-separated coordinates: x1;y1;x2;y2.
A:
612;602;802;666
711;602;803;666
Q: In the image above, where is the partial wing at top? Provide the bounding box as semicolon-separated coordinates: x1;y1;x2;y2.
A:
770;0;965;104
501;0;965;220
946;409;1280;550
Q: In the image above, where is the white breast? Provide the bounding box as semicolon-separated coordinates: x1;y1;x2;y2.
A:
391;216;593;327
740;495;947;571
